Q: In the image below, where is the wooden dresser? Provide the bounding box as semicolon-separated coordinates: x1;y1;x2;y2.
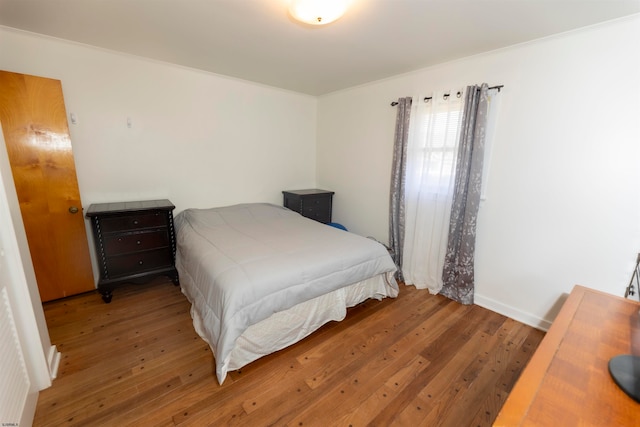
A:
494;285;639;426
282;189;334;224
86;199;179;303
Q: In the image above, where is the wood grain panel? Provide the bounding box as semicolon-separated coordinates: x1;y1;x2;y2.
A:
0;71;94;301
494;285;639;427
34;282;544;426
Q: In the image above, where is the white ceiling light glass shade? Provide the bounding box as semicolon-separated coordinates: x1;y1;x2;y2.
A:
289;0;349;25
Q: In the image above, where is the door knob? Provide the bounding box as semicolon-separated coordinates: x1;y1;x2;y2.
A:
69;206;79;214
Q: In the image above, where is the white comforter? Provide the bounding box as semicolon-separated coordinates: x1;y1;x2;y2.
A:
174;203;398;383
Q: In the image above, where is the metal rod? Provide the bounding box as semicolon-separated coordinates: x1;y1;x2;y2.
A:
391;84;504;106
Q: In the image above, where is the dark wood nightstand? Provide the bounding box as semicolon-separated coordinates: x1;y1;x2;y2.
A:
86;199;179;303
282;189;334;224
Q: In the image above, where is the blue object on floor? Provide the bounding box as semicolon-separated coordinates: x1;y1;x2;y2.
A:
328;222;347;231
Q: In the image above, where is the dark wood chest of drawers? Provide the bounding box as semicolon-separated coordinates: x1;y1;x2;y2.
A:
86;199;179;303
282;189;334;224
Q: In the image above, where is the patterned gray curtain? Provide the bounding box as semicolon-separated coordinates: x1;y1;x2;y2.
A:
440;84;489;304
389;97;412;281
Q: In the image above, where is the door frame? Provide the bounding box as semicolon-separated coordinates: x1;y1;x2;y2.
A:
0;124;58;424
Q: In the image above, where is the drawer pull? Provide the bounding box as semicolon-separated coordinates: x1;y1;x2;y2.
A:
133;220;139;226
138;260;144;265
136;240;142;245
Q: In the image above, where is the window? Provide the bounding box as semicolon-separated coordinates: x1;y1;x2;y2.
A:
405;91;464;198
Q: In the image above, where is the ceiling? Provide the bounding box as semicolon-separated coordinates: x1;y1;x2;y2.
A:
1;0;638;96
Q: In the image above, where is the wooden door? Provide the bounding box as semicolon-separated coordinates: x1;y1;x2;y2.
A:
0;71;95;301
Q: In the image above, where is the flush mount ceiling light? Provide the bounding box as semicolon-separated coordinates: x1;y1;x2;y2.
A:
289;0;349;25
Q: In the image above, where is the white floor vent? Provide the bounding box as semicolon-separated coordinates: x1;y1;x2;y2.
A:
0;286;30;423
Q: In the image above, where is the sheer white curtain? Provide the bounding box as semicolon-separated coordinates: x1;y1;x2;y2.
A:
402;90;464;293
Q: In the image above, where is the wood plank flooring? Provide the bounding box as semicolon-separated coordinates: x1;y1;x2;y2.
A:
34;279;544;426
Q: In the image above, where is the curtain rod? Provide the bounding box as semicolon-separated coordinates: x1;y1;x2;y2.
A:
390;85;504;106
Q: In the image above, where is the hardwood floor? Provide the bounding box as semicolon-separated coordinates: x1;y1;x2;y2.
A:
34;279;544;426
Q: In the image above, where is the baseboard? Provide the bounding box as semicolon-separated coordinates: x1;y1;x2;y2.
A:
475;293;552;332
47;344;61;380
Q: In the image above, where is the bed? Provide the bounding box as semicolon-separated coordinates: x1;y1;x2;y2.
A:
174;203;398;384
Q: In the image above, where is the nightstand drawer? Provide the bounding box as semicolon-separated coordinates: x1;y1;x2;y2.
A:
282;189;334;224
106;248;173;277
103;230;169;254
302;203;331;223
100;212;167;232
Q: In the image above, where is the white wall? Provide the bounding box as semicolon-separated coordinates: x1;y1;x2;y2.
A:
317;15;640;329
0;26;318;213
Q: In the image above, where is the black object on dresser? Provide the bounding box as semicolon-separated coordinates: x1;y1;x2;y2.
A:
86;199;179;303
282;189;334;224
